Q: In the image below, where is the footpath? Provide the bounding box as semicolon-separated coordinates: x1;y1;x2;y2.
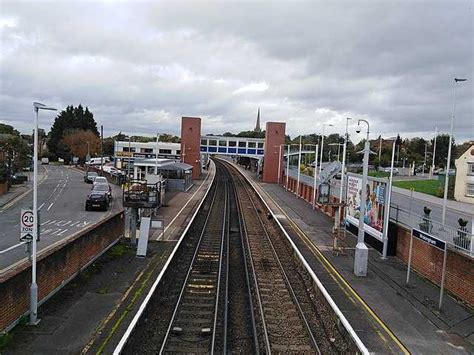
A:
0;170;47;210
237;164;473;354
2;164;215;354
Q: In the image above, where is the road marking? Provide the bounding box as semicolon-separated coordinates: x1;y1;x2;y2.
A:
56;229;69;236
39;202;45;210
57;220;72;226
47;203;54;211
70;221;80;227
41;219;51;226
0;242;26;255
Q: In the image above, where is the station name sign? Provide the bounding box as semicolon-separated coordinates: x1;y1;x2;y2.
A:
412;228;446;251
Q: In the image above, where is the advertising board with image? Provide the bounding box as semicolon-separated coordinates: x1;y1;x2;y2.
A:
345;173;387;241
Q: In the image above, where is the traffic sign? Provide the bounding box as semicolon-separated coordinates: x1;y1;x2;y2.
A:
20;209;35;241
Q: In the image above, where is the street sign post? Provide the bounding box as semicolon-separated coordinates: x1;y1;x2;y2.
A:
407;228;448;309
20;209;34;241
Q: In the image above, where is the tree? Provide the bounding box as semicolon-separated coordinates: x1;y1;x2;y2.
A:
61;129;100;162
47;105;99;160
0;123;20;136
432;134;456;168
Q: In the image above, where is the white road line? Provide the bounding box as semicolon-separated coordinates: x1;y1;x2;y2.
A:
69;221;80;227
41;219;51;226
56;229;69;236
39;202;45;210
47;203;54;211
0;242;26;255
57;220;72;226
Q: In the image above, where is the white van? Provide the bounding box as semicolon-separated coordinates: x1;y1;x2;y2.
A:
86;157;110;166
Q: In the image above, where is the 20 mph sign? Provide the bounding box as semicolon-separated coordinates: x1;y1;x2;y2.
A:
20;209;35;241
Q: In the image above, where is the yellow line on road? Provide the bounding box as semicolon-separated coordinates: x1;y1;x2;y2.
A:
262;188;410;354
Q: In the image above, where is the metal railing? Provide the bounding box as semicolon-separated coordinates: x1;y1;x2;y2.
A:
390;204;473;257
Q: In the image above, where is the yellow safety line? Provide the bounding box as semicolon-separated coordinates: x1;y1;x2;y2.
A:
262;188;410;355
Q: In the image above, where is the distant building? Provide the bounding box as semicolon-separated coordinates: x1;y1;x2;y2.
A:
114;140;181;170
454;143;474;204
254;108;261;133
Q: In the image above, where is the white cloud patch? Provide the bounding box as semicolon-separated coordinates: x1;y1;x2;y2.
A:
0;1;472;142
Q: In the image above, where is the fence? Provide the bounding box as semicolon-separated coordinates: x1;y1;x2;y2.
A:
390;204;473;257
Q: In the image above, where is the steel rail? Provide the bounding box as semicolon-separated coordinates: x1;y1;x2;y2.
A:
159;171;226;354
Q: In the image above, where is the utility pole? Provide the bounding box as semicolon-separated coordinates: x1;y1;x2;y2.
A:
430;127;437;179
100;125;104;175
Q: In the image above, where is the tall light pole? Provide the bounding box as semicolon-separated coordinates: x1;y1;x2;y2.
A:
442;78;467;225
319;123;334;178
382;137;397;259
337;117;351;228
286;144;290;190
312;144;319;209
32;102;57;324
354;119;370;277
430;127;437;179
296;135;302;197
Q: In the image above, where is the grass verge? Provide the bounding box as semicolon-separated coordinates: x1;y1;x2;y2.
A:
393;179;442;197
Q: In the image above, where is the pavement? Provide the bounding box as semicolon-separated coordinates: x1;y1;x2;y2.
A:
1;163;216;354
238;164;473;354
0;165;122;272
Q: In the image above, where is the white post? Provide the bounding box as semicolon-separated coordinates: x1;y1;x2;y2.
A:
319;128;325;178
31;108;39;325
286;144;290;190
338;119;350;227
406;233;413;283
439;244;448;309
155;133;159;175
382;140;396;259
296;136;302;197
277;145;282;185
430;127;437;179
312;144;319;209
378;136;382;167
354;120;370;277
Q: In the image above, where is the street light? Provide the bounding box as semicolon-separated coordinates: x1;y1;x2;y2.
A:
318;123;334;178
32;102;57;324
430;127;437;179
336;117;351;232
382;136;397;259
354;118;370;277
328;142;344;162
442;78;467;225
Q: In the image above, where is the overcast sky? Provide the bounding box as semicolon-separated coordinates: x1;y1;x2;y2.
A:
1;0;472;142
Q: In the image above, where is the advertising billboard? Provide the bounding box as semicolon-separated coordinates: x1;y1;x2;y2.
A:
345;173;387;241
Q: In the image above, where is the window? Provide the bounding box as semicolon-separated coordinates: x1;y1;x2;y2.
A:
141;148;153;153
159;149;172;154
468;163;474;176
177;150;181;155
147;166;156;174
229;141;237;147
238;141;246;147
466;183;474;197
209;140;217;146
123;147;136;152
248;142;256;148
219;140;227;147
201;139;207;145
258;142;264;148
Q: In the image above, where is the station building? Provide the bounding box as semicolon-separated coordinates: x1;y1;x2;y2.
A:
454;143;474;204
113;141;181;170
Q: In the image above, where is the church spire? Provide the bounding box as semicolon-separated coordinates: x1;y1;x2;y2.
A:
254;107;261;132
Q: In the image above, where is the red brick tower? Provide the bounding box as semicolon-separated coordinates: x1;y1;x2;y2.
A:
181;117;202;179
263;122;286;183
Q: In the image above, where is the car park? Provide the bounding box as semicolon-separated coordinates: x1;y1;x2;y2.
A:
84;171;98;183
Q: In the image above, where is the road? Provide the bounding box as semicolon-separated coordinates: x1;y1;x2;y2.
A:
285;167;473;232
0;165;122;271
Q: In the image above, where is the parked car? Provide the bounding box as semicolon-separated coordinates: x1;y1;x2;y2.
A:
84;171;98;183
93;176;108;185
85;189;110;211
41;157;49;165
381;167;400;175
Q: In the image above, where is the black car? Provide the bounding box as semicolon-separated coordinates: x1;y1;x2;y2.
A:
85;190;109;211
92;182;112;200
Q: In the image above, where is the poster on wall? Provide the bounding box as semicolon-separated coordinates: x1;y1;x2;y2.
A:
345;173;387;241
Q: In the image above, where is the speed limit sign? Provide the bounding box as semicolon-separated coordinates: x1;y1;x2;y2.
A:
20;209;35;241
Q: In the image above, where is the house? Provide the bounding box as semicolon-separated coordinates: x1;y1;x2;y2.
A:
454;143;474;204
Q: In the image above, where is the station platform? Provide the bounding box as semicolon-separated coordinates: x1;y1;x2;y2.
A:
235;163;473;354
2;164;216;354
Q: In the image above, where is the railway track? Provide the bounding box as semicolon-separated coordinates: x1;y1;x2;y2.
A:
118;159;364;354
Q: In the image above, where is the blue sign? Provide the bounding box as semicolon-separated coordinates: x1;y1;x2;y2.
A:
412;228;446;251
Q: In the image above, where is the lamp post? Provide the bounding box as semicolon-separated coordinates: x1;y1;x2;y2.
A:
273;144;286;185
430;127;437;179
442;78;467;225
32;102;57;324
297;136;302;197
336;117;351;228
382;137;397;259
318;123;334;178
286;144;290;190
354;119;370;277
312;144;319;209
328;142;344;162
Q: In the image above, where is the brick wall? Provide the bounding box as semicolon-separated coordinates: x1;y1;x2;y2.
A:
181;117;202;180
396;226;474;306
262;122;286;183
0;211;124;332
